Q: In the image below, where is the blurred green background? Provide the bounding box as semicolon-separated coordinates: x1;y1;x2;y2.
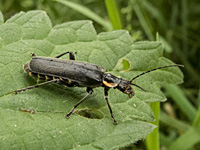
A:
0;0;199;149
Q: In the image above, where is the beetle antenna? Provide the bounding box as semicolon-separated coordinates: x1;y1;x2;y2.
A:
131;83;146;92
130;64;184;83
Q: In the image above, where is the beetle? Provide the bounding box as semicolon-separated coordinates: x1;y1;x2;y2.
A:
14;51;183;124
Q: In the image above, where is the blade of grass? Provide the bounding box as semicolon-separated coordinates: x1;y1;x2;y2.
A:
169;127;200;150
170;2;179;30
160;132;173;149
131;0;154;40
181;0;188;55
175;47;200;84
140;0;167;30
53;0;112;31
192;88;200;128
160;111;190;131
145;102;160;150
145;33;160;150
159;36;173;53
0;11;3;24
164;84;197;121
105;0;122;30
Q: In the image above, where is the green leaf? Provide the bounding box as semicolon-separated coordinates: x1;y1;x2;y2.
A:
0;10;183;149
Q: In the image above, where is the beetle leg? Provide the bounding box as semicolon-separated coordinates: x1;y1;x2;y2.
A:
13;79;60;94
30;53;36;57
66;87;93;118
104;87;117;124
55;51;75;60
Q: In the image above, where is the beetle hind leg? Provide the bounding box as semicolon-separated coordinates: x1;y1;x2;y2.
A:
13;79;60;94
66;87;93;118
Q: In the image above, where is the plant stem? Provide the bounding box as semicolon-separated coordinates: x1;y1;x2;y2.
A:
146;102;160;150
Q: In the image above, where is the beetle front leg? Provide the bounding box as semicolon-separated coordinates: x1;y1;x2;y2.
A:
55;51;75;60
66;87;93;118
13;79;60;94
104;87;117;124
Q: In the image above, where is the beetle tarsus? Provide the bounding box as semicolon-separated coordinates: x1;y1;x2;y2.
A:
13;85;37;94
65;108;74;118
113;118;117;125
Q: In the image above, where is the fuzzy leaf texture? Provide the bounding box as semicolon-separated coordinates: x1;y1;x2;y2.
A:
0;11;183;150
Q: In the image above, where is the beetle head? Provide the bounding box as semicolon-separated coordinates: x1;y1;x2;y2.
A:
116;79;135;98
104;64;183;98
103;73;145;98
116;79;147;97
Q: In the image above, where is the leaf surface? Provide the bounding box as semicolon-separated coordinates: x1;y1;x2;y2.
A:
0;10;183;149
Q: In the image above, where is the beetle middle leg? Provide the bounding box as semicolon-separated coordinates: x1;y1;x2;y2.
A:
55;51;75;60
13;79;60;94
104;87;117;124
66;87;93;118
